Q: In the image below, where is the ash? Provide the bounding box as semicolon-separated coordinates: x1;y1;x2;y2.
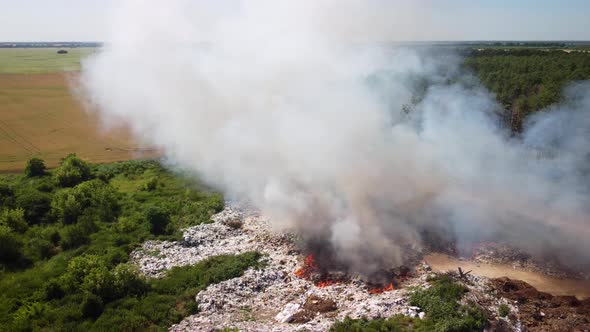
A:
131;203;523;331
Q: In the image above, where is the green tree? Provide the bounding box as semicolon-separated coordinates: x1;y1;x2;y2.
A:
0;225;23;264
0;208;28;233
0;183;15;208
51;180;120;224
53;154;92;187
24;157;47;177
59;222;93;249
15;189;51;225
146;206;171;235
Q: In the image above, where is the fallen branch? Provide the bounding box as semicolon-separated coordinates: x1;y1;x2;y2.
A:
458;267;472;279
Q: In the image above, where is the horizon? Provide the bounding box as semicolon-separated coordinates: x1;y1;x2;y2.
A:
1;1;590;42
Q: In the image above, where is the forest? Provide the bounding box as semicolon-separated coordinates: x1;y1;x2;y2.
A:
464;49;590;132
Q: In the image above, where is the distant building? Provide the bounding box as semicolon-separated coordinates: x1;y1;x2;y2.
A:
57;49;68;54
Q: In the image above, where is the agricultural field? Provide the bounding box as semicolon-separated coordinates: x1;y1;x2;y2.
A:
0;48;95;74
0;48;157;172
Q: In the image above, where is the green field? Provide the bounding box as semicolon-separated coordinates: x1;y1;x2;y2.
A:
0;48;95;74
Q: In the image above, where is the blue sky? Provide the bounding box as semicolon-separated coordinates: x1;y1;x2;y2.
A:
0;0;588;41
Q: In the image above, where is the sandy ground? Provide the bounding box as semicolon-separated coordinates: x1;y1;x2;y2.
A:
425;253;590;299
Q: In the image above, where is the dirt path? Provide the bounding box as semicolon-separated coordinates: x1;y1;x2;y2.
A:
425;253;590;299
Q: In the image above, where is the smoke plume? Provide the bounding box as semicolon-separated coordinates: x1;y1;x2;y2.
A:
79;0;590;277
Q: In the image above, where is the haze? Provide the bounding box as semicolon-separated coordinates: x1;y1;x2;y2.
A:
1;0;590;42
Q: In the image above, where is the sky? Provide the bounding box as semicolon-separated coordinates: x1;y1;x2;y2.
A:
1;0;589;42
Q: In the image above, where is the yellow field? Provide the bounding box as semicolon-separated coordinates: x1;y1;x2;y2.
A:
0;71;158;172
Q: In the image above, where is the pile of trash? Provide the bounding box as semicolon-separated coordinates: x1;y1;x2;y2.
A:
130;203;583;331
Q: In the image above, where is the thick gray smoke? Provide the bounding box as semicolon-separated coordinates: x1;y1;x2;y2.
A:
80;0;590;277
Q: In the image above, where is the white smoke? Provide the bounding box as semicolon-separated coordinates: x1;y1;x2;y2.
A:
80;0;590;276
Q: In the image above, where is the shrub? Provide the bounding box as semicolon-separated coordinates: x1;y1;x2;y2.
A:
330;315;416;332
15;189;51;225
43;279;65;300
152;252;262;294
11;302;47;330
498;304;510;317
51;188;83;224
61;255;104;291
116;215;142;233
24;237;55;261
0;208;28;233
113;264;149;297
60;223;92;249
146;206;170;235
51;180;120;224
0;183;15;208
0;225;23;264
81;293;104;319
143;177;158;191
53;154;92;187
409;274;487;331
24;157;47;177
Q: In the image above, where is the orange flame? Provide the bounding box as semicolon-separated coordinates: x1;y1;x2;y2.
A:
368;283;394;294
295;254;317;279
294;254;342;287
316;280;338;288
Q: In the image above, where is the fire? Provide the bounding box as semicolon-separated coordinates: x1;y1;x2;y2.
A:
316;280;338;288
295;254;397;292
368;283;394;294
294;254;343;287
294;254;318;280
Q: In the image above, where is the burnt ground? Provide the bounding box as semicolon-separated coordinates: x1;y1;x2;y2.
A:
491;277;590;332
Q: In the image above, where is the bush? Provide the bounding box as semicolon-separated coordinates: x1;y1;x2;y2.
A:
0;225;23;264
116;215;142;233
113;264;149;297
0;208;28;233
330;315;416;332
24;237;55;261
43;279;65;300
60;222;92;249
51;180;120;224
81;293;104;319
24;157;47;177
15;189;51;225
498;304;510;317
152;252;262;294
409;274;487;331
143;177;158;191
0;183;15;208
53;154;92;187
51;188;83;224
146;206;170;235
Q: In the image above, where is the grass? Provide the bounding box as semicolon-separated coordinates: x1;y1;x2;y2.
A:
498;304;510;317
0;48;95;74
